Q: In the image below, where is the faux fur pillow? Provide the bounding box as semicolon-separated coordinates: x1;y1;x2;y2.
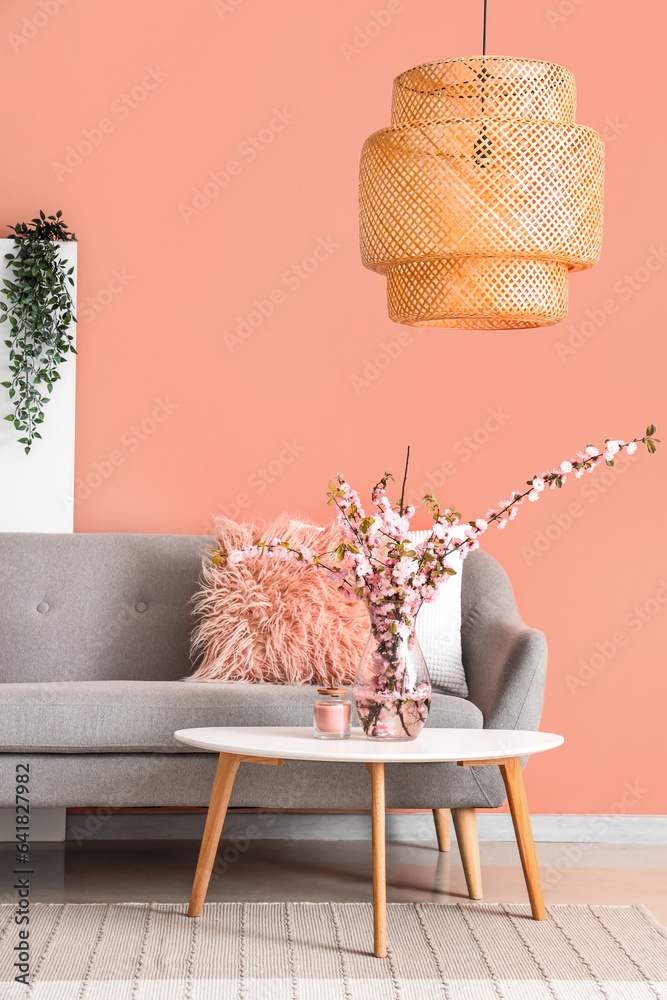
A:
187;515;371;685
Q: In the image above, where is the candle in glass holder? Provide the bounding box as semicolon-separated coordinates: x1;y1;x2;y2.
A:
313;687;352;740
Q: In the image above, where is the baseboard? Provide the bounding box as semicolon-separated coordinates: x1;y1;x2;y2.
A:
478;813;667;844
64;809;667;845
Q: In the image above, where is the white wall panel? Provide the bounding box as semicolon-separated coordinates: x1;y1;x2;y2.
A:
0;239;76;532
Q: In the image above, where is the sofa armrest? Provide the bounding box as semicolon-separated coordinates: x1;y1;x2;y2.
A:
460;550;547;732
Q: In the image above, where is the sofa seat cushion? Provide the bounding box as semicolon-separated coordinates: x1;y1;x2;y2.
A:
0;681;483;753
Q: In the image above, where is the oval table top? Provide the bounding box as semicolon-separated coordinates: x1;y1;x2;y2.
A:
173;726;564;763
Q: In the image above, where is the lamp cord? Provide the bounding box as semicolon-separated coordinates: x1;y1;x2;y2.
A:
475;0;490;167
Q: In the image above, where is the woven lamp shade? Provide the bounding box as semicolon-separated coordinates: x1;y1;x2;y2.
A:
359;56;605;329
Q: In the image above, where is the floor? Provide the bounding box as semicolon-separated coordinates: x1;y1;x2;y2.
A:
2;839;666;926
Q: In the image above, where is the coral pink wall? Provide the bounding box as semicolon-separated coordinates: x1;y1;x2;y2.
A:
1;0;665;814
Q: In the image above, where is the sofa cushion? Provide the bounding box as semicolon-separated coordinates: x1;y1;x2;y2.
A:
0;680;484;752
410;527;468;698
188;516;369;686
0;533;212;683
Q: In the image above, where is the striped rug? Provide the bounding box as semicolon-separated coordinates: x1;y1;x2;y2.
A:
1;902;666;998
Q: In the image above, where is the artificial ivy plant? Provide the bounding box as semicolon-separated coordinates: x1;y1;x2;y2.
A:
0;211;76;453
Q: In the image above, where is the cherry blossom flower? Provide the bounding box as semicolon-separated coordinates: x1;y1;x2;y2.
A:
216;428;658;737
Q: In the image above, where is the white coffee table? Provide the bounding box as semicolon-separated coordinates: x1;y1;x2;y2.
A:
174;726;563;958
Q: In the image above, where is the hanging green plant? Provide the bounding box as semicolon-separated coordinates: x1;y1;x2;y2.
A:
0;210;77;454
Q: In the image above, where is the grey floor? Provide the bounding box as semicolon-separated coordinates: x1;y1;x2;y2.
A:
2;839;666;926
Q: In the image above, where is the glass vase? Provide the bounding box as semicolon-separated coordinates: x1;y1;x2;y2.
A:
353;624;431;741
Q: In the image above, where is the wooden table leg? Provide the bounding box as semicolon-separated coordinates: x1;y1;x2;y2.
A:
499;756;546;920
187;753;283;917
451;807;483;899
188;753;241;916
366;762;386;958
432;808;451;852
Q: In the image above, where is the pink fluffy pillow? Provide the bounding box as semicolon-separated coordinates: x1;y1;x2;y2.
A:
187;515;370;685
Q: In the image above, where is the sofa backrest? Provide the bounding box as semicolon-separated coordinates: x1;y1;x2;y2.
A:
0;531;495;686
0;532;213;683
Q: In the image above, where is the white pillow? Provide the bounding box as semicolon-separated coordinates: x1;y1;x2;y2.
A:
409;528;468;698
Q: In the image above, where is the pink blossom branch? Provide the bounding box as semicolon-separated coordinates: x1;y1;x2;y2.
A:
212;427;658;654
443;432;657;560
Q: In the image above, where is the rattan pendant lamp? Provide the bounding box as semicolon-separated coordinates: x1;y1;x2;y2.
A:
359;1;605;329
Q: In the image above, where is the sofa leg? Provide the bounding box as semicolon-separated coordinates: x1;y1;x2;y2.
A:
452;807;483;900
432;808;451;852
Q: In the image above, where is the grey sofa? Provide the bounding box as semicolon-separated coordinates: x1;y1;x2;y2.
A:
0;532;547;813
